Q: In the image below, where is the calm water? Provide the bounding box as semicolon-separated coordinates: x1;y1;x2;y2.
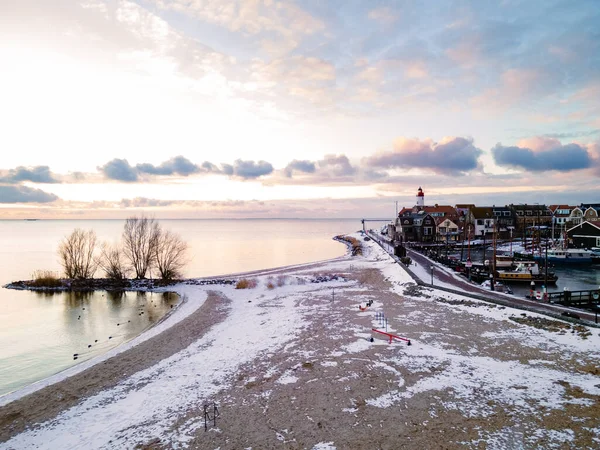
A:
0;219;357;396
452;249;600;296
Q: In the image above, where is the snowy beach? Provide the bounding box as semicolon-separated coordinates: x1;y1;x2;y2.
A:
1;236;600;449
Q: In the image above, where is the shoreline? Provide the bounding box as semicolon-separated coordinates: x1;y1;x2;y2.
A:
0;290;228;441
0;240;353;406
0;288;203;408
3;237;352;293
3;236;599;448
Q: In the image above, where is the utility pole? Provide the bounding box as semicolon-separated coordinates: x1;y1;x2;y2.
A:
482;230;486;266
544;244;548;300
492;219;497;291
460;225;465;261
551;210;555;247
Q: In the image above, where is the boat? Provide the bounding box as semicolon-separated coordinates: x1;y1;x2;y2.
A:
480;279;513;294
534;248;597;264
592;248;600;264
496;261;558;284
484;254;514;269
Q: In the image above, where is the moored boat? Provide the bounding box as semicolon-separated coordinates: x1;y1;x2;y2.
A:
534;248;597;264
496;261;558;284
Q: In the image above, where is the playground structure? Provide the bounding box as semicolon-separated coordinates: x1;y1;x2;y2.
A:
371;311;411;345
359;299;374;311
372;328;411;345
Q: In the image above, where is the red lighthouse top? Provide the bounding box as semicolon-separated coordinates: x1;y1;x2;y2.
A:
417;187;424;197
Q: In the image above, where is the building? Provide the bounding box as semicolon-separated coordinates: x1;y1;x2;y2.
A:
416;186;425;208
568;207;584;226
424;204;457;218
567;221;600;248
549;205;576;226
491;205;515;238
396;212;437;243
509;204;553;231
466;207;495;237
435;217;461;242
581;204;600;223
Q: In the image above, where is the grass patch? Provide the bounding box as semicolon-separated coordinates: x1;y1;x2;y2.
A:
579;364;600;376
29;270;62;288
235;278;257;289
335;235;362;256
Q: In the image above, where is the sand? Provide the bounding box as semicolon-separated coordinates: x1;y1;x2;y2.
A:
1;239;599;449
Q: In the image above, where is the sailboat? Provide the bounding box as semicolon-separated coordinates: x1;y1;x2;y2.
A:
534;225;598;264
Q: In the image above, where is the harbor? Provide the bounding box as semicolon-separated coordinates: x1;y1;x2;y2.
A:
365;229;600;323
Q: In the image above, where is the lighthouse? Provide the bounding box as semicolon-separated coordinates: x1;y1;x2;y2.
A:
416;186;425;208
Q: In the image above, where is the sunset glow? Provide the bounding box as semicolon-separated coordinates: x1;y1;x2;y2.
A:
1;0;599;218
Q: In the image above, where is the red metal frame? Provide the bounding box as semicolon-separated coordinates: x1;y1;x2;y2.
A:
372;328;411;345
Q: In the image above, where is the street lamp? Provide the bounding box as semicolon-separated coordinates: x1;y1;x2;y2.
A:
489;273;494;291
430;265;434;285
530;281;535;299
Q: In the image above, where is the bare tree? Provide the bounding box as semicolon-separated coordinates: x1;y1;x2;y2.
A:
58;229;98;279
155;230;188;280
97;242;129;280
122;215;161;279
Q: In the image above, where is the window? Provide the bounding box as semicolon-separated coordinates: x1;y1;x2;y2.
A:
477;219;483;225
526;211;532;216
424;227;432;235
516;211;523;216
597;237;600;246
494;211;501;216
503;211;511;216
439;227;446;233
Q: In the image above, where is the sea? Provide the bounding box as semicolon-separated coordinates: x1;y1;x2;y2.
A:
0;218;359;397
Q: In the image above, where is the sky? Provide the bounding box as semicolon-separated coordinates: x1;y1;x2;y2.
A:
0;0;599;219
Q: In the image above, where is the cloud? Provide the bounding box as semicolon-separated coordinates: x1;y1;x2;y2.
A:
151;0;324;37
0;185;59;203
318;154;356;177
98;159;139;182
100;156;224;181
543;129;600;139
229;159;273;179
220;164;234;176
136;156;207;176
365;137;483;174
367;7;399;26
120;197;176;208
283;160;316;177
492;140;593;172
0;166;60;184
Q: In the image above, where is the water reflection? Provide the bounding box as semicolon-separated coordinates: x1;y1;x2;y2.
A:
0;289;179;396
106;290;125;303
